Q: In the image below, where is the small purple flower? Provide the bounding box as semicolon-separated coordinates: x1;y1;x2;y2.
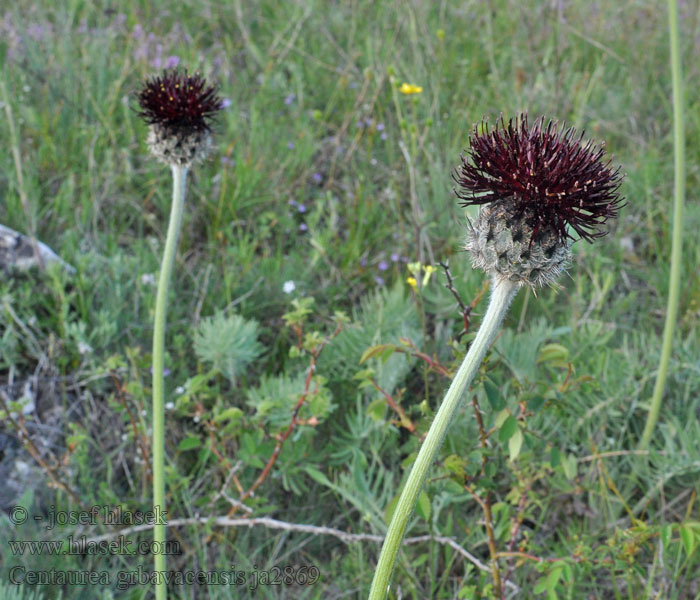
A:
378;260;388;271
27;24;47;41
150;367;171;377
375;276;385;286
376;122;385;132
220;98;232;108
297;204;306;213
356;120;364;129
360;257;368;267
287;141;295;150
288;199;298;207
284;93;296;105
164;55;180;69
220;156;236;166
299;223;308;232
132;24;143;38
390;252;399;262
312;172;322;184
380;132;387;140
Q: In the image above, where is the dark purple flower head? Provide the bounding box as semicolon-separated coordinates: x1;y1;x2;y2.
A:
454;114;624;244
137;69;222;134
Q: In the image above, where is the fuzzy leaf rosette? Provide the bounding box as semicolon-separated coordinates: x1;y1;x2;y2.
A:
454;114;624;288
136;69;223;167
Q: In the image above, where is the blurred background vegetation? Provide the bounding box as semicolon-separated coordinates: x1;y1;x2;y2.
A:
0;0;699;598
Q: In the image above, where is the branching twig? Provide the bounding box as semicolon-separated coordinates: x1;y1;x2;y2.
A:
228;355;320;517
80;514;519;592
228;324;343;517
470;393;503;598
0;389;83;506
439;261;490;342
111;371;152;480
399;337;451;378
368;377;417;435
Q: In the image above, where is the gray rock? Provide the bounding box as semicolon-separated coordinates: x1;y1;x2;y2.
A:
0;224;75;274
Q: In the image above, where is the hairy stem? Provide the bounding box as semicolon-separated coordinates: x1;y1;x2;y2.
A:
152;164;187;600
369;278;518;600
640;0;684;449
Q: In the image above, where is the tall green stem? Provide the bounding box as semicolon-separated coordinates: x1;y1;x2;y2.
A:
152;164;187;600
640;0;684;449
369;278;519;600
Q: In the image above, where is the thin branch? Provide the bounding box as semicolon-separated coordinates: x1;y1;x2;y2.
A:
228;355;319;517
80;514;519;592
368;377;417;435
0;389;83;506
470;393;502;598
438;261;490;341
111;371;152;480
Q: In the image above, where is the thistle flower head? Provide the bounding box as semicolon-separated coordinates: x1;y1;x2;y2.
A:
454;114;625;288
136;69;223;167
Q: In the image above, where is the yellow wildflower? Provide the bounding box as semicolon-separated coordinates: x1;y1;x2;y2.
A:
407;276;418;290
422;264;437;287
399;83;423;95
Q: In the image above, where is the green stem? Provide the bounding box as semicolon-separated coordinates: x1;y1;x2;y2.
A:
640;0;684;450
369;278;519;600
152;164;187;600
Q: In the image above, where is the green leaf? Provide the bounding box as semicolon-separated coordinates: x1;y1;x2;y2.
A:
457;585;476;599
483;378;505;411
499;415;518;442
213;407;243;423
680;524;697;557
360;344;396;364
527;396;546;412
415;490;431;521
494;409;510;429
385;493;400;524
303;466;332;487
366;397;388;421
443;454;467;480
533;566;563;594
177;435;202;451
537;343;569;365
508;428;524;461
562;453;577;480
193;312;263;383
660;524;672;547
550;447;561;468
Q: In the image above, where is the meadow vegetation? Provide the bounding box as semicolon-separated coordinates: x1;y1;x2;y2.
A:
1;1;699;598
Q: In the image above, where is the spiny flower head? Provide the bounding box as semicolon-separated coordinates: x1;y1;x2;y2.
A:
454;114;624;244
136;69;223;167
454;114;624;288
137;69;222;133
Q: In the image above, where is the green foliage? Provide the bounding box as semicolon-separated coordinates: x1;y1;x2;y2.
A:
247;372;333;432
0;0;699;597
318;283;421;393
0;581;47;600
193;312;264;382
